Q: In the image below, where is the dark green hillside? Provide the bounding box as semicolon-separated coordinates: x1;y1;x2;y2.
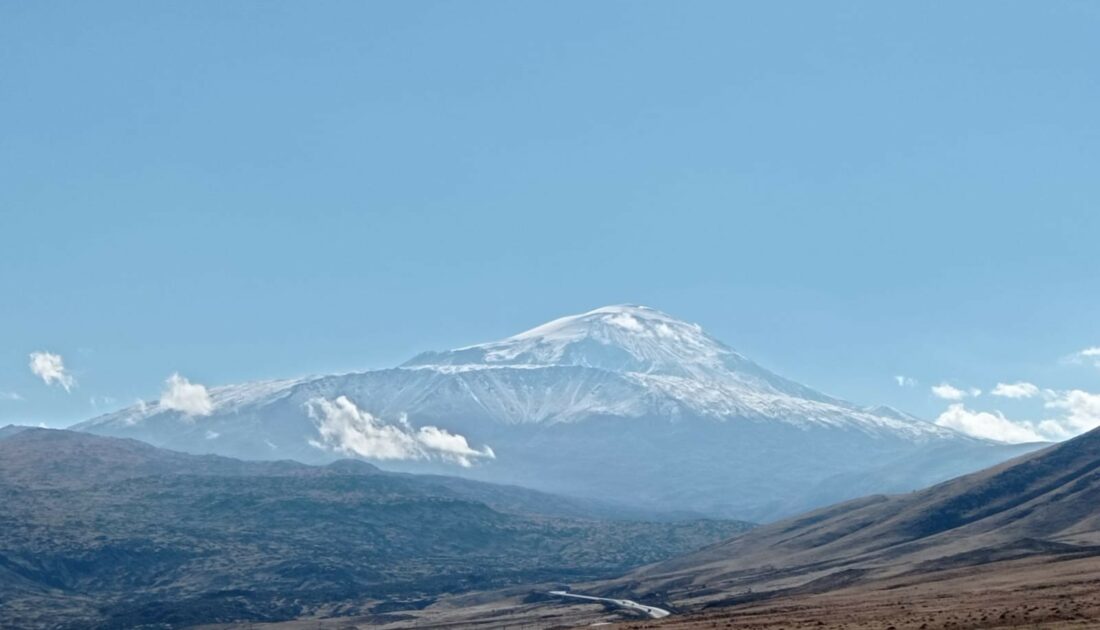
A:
0;429;752;629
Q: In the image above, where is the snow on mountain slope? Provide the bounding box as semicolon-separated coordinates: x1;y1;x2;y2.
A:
407;305;817;389
72;305;1041;521
402;305;951;437
408;305;741;375
89;306;946;436
91;377;307;429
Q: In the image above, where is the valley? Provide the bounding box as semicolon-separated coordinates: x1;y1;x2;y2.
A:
6;6;1095;628
228;426;1100;629
4;309;1095;629
0;428;751;629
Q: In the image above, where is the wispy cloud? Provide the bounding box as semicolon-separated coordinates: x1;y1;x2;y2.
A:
931;383;981;400
307;396;494;467
894;375;917;387
990;381;1040;399
0;391;23;401
159;373;213;417
89;395;116;409
1074;347;1100;367
28;351;75;392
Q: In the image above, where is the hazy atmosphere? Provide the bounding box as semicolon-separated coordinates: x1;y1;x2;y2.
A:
2;3;1099;629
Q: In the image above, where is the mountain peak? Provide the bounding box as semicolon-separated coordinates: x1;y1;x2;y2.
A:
509;304;707;344
403;304;739;378
510;304;698;340
398;306;958;426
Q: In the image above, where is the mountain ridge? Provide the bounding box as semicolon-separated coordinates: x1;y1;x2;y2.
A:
0;428;752;628
79;305;956;435
72;305;1041;521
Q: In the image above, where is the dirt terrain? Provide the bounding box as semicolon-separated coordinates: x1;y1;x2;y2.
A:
619;555;1100;630
217;554;1099;629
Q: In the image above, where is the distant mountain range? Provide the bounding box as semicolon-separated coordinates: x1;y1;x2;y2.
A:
73;305;1041;521
0;427;751;629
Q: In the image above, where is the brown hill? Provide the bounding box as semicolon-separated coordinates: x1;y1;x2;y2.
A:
605;425;1100;610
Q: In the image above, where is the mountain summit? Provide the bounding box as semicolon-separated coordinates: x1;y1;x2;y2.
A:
404;305;951;436
408;305;745;377
73;305;1039;520
406;305;830;400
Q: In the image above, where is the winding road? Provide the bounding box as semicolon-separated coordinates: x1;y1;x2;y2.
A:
548;590;671;619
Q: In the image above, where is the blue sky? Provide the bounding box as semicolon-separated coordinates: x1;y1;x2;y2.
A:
2;2;1098;438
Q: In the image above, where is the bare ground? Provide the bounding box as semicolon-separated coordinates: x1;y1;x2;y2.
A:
617;555;1100;630
218;555;1100;629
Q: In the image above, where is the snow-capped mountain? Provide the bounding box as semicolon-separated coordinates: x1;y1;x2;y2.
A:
73;305;1040;521
402;306;954;436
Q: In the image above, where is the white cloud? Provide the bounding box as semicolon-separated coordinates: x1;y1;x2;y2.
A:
931;383;980;400
0;391;22;401
1075;347;1100;367
417;425;497;462
894;375;917;387
306;396;495;467
934;386;1100;444
28;351;75;392
934;404;1046;443
1044;389;1100;437
159;373;213;417
932;383;965;400
991;382;1040;399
